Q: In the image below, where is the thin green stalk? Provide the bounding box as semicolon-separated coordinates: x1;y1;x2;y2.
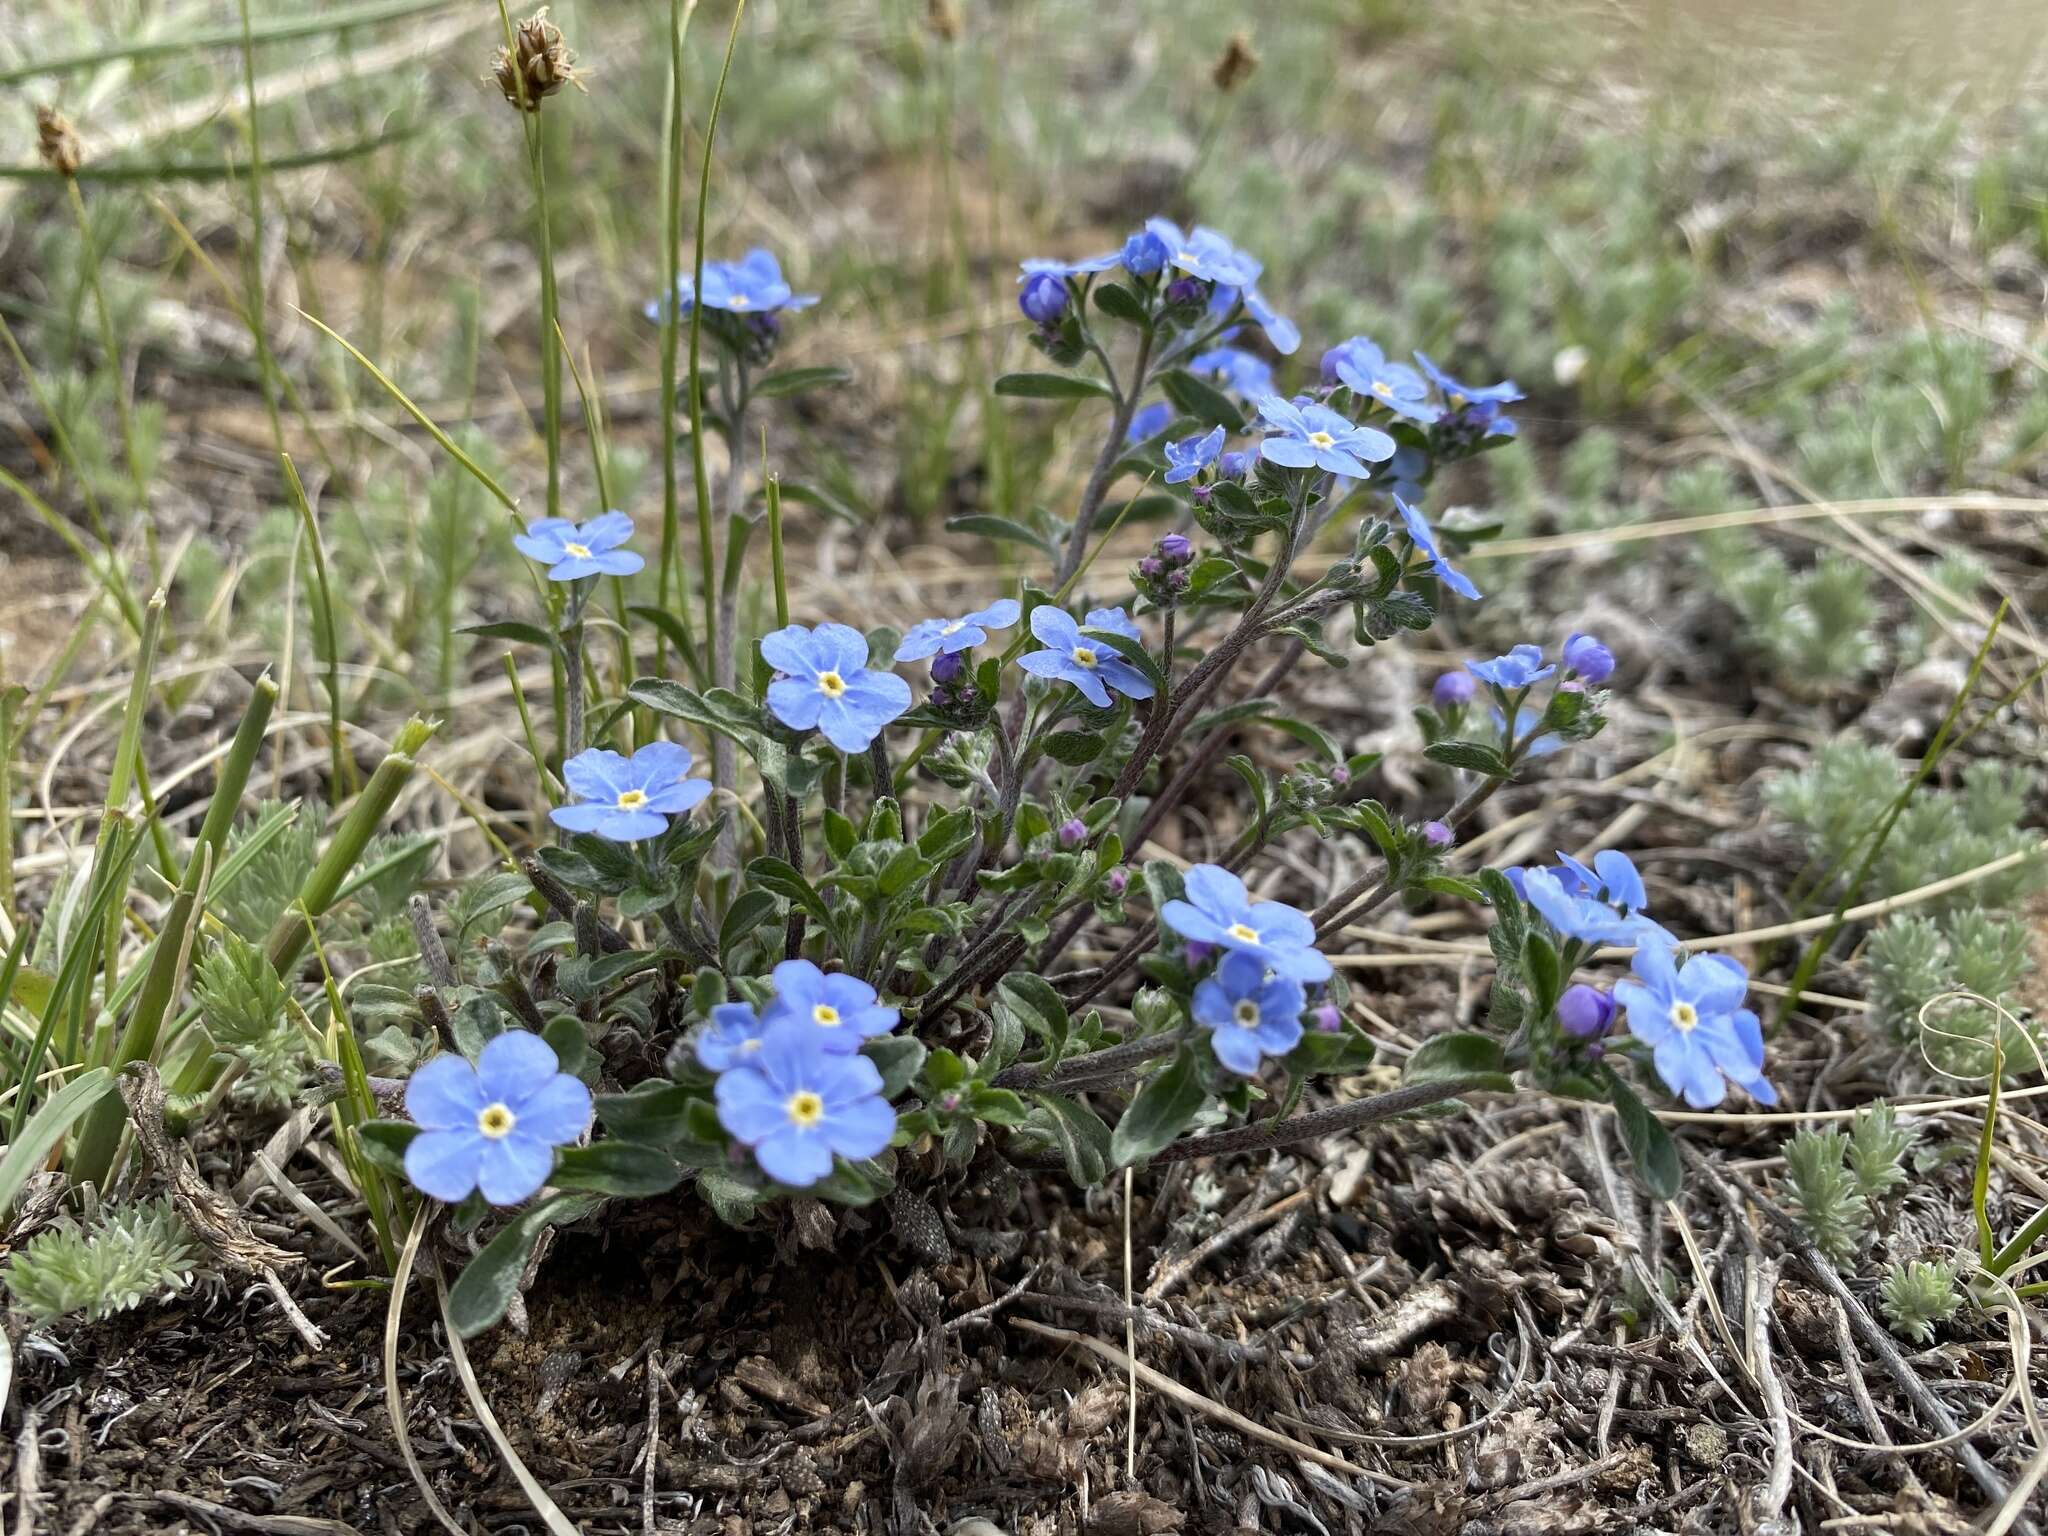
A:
0;681;17;920
557;324;634;700
655;0;698;679
503;652;556;798
63;177;149;540
280;455;354;802
1776;601;2008;1025
688;0;749;739
99;590;166;1006
264;717;438;978
235;0;289;468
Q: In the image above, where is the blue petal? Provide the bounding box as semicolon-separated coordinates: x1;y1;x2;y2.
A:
813;623;873;676
1181;864;1250;924
821;1096;895;1161
594;808;669;842
1215;948;1267;998
759;624;819;676
478;1031;561;1104
766;676;826;732
968;598;1021;630
1161;898;1228;946
1191;977;1235;1029
894;620;949;662
1029;604;1080;647
716;1067;787;1142
509;1074;592;1145
1211;1025;1266;1075
550;801;615;834
405;1055;484;1130
755;1125;833;1187
405;1128;484;1201
580;510;635;550
562;748;630;802
1263;944;1332;983
477;1134;555;1204
1259;435;1317;470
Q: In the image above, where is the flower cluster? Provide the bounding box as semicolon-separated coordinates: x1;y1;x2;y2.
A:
1134;531;1196;605
698;962;899;1187
405;1033;591;1205
1166;865;1332;1074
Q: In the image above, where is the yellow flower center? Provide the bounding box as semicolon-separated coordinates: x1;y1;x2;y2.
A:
1307;431;1336;450
941;619;965;635
1448;391;1467;407
786;1091;825;1128
477;1103;516;1139
1372;380;1393;397
730;294;751;309
1671;1001;1699;1033
615;788;648;810
1233;1000;1261;1028
817;669;848;698
739;1037;762;1054
813;1004;841;1027
1227;922;1260;944
1176;250;1198;265
1071;646;1099;668
563;541;592;559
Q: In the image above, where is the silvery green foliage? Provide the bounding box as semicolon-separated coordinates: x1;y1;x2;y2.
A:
1879;1259;1962;1344
0;1199;203;1324
1845;1102;1917;1205
1697;538;1880;686
1783;1126;1871;1266
192;929;304;1109
216;802;319;943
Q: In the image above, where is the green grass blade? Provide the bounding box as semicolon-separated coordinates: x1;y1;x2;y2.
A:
0;1068;116;1217
0;129;417;183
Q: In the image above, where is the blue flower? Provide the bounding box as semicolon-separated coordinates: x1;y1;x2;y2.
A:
1164;425;1225;484
1019;251;1123;281
1192;347;1275;400
1614;944;1776;1108
1119;228;1170;276
714;1023;896;1187
695;1001;770;1072
1395;496;1481;602
1415;352;1524;409
1161;863;1331;983
1554;849;1647;912
758;959;898;1052
1017;605;1155;709
1326;338;1441;425
894;598;1021;662
1467;644;1554;689
514;511;644;581
1127;401;1173;443
1520;867;1660;947
1563;631;1615;684
1384;444;1429;505
762;623;912;753
1216;449;1252;479
1019;273;1067;324
1192;949;1305;1074
1255;396;1395;478
404;1032;591;1205
1144;219;1300;353
1082;604;1143;641
551;741;711;842
651;249;819;319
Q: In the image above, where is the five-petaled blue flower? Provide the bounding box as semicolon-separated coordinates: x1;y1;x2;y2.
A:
714;1023;896;1187
1327;338;1441;425
1164;425;1225;485
1018;606;1155;709
1415;352;1524;409
1162;863;1331;982
894;598;1021;662
762;623;912;753
695;1001;770;1072
1018;251;1122;281
1468;644;1554;689
1255;395;1395;478
1519;866;1663;947
1555;849;1647;912
551;741;711;842
514;511;644;581
1192;949;1306;1074
404;1032;591;1205
1192;346;1275;401
1615;944;1776;1108
1119;228;1169;276
1563;631;1615;684
1143;218;1300;353
681;248;819;315
1395;496;1481;602
1127;401;1173;443
759;959;899;1052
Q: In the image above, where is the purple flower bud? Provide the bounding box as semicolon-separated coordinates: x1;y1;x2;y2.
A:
1105;866;1129;896
1165;276;1207;307
1019;272;1067;325
1184;940;1215;967
1158;533;1193;564
1121;230;1168;277
747;312;783;342
1330;765;1350;787
1422;819;1454;848
1318;344;1349;387
1562;631;1615;684
1311;1001;1342;1033
937;1090;964;1113
1168;568;1190;590
1057;817;1087;848
1556;984;1616;1040
1217;450;1251;479
930;649;966;684
1432;671;1477;708
1139;555;1164;577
